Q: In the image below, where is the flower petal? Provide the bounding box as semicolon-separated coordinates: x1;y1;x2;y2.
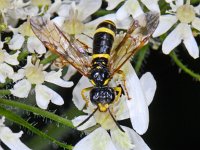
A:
8;34;25;50
74;127;117;150
106;0;124;10
18;21;35;37
122;62;149;135
52;16;65;27
141;0;160;12
0;127;31;150
45;69;74;87
9;69;25;82
0;117;5;126
0;63;14;83
77;0;102;21
27;36;46;54
140;72;156;106
10;79;31;98
4;51;20;65
116;3;130;21
35;84;64;109
85;13;132;31
47;0;62;15
113;95;129;120
72;76;92;110
163;23;199;58
110;127;134;150
0;73;6;83
176;0;184;7
192;17;200;31
194;4;200;15
0;41;4;49
72;115;96;131
122;126;150;150
57;4;71;18
63;65;77;80
182;24;199;59
162;23;182;55
153;15;177;37
116;0;143;21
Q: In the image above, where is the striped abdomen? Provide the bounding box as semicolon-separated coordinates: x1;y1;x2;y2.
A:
92;20;116;63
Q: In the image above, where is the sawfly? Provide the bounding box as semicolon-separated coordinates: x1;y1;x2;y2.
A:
30;11;159;131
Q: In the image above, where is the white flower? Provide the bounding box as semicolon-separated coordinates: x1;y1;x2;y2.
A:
0;0;37;26
27;36;46;54
8;34;25;50
6;1;38;22
54;0;102;35
0;117;31;150
10;56;74;109
110;0;160;21
72;103;150;150
153;0;200;59
73;126;150;150
0;43;19;83
9;20;46;54
72;62;156;149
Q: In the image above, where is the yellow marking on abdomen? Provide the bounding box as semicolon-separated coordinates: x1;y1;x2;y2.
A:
103;20;116;27
92;54;110;59
95;27;115;38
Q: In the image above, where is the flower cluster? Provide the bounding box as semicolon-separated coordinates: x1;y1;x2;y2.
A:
72;62;156;149
0;117;30;150
153;0;200;59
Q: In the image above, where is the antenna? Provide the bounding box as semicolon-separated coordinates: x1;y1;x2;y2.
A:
76;107;125;133
108;108;125;132
76;108;98;128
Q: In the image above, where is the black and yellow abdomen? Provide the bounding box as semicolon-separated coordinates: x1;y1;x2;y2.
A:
90;20;116;87
92;20;116;61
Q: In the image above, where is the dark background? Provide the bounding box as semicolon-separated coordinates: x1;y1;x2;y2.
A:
143;48;200;150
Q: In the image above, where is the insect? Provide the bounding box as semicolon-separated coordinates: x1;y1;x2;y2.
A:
30;11;159;129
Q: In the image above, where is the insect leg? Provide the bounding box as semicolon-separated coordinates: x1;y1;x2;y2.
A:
114;86;122;103
81;33;93;40
81;87;93;107
116;70;131;100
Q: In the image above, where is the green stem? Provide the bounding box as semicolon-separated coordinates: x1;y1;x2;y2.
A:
0;98;74;128
134;45;149;74
93;9;114;16
40;54;59;65
169;51;200;80
18;50;29;61
27;104;83;149
0;106;73;150
0;90;11;95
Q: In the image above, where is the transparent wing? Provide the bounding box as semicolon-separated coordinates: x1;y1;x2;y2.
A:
109;11;159;77
30;16;92;76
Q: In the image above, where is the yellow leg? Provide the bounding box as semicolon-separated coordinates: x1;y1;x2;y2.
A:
114;87;122;103
117;70;131;100
81;87;92;107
